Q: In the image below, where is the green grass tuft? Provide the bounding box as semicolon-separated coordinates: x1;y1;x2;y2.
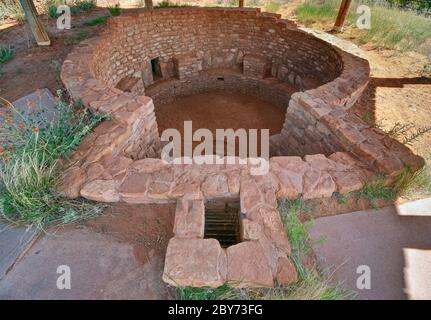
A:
0;91;107;228
0;45;14;64
295;0;431;54
358;177;394;208
82;15;108;26
0;0;26;23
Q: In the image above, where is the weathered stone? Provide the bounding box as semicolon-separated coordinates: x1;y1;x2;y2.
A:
173;198;205;238
276;256;297;285
304;154;338;171
302;168;336;199
226;241;273;288
242;218;262;241
57;166;86;198
247;206;291;256
118;172;150;203
80;179;120;202
201;174;229;199
86;162;107;182
101;155;133;178
163;238;227;287
240;178;262;214
331;171;364;193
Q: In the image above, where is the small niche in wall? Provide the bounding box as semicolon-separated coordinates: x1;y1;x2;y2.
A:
217;76;225;81
151;57;163;81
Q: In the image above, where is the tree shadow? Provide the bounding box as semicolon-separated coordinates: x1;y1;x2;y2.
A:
350;76;431;127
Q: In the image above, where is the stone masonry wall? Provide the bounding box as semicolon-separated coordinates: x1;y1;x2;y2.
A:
90;8;342;92
59;8;425;289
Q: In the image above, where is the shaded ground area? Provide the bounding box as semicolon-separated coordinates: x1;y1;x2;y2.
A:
0;203;176;299
0;7;109;101
155;90;285;156
310;198;431;300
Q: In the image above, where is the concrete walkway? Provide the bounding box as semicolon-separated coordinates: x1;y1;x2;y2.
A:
310;198;431;300
0;204;175;300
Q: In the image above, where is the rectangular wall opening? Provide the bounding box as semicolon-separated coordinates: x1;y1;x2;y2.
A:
204;199;242;248
151;57;163;81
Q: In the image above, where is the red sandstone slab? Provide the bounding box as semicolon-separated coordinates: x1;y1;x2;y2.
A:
163;238;227;288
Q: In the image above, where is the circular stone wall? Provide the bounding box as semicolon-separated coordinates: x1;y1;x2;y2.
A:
59;7;425;290
60;7;424;205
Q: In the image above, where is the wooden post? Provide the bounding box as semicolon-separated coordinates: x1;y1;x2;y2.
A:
19;0;50;46
332;0;352;32
239;0;245;7
145;0;153;9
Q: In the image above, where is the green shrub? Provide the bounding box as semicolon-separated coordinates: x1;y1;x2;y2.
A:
82;15;108;26
0;45;14;64
0;91;107;227
107;3;121;16
73;0;96;11
156;0;191;8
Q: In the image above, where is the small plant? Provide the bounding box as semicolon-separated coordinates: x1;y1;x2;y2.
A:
107;3;121;16
156;0;191;8
64;29;91;45
392;165;431;198
361;111;372;125
0;91;107;228
383;121;431;145
0;45;14;64
335;192;349;205
358;177;394;209
82;15;108;26
44;0;61;18
421;63;431;78
73;0;96;12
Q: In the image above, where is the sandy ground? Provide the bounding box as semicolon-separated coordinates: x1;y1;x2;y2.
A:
155;90;285;156
277;2;431;164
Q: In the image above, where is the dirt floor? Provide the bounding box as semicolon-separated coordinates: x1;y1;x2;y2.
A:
86;203;176;266
155;90;285;156
0;8;109;101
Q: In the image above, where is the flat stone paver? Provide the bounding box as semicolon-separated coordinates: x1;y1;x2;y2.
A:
11;88;57;125
310;198;431;300
0;227;172;299
0;89;56;281
0;222;38;280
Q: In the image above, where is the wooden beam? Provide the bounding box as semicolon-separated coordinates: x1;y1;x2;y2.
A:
145;0;153;9
332;0;352;32
239;0;245;7
19;0;50;46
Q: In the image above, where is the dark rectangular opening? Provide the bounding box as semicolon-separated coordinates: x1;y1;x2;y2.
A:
151;57;163;81
217;76;225;81
204;199;241;248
